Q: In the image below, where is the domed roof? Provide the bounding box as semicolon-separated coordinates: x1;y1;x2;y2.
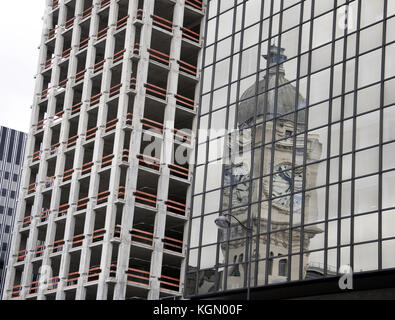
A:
237;46;306;128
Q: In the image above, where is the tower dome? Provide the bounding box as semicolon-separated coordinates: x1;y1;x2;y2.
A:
237;46;306;128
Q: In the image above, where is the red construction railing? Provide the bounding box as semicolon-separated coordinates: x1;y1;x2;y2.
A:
75;69;86;82
12;284;22;298
72;233;85;248
92;228;106;242
67;134;78;147
122;149;130;162
35;244;46;257
130;77;136;90
62;47;72;59
29;281;40;295
48;26;58;40
100;0;111;8
66;271;80;286
45;56;55;69
97;26;109;40
134;190;157;208
175;93;195;109
109;83;122;97
77;196;89;210
41;87;51;100
113;49;126;63
118;186;125;200
181;26;200;43
114;225;121;238
85;126;98;140
101;153;114;168
22;215;32;227
17;249;27;262
97;190;110;204
40;209;51;222
94;58;105;73
151;14;173;32
54;110;64;122
126;113;133;126
82;6;93;19
57;203;70;217
82;161;94;175
116;15;129;30
126;267;150;286
109;264;117;277
28;182;37;194
137;154;160;171
173;128;192;143
36;117;47;130
49;142;60;156
159;274;180;292
133;42;140;55
136;9;143;20
88;267;101;282
71;101;82;115
131;228;153;246
105;118;118;132
169;163;189;179
65;17;75;29
148;48;170;65
185;0;203;10
145;82;167;100
141;117;163;133
166;199;186;216
62;168;74;182
44;176;55;188
52;0;59;10
178;59;197;76
48;276;60;290
32;150;42;162
90;92;102;106
52;239;65;253
79;36;90;50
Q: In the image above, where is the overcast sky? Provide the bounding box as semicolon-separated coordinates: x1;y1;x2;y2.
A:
0;1;46;133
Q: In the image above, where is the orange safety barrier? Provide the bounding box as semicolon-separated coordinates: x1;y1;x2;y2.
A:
126;113;133;126
134;190;157;208
116;15;129;29
62;168;74;182
49;142;60;155
126;267;150;286
77;196;89;210
122;149;130;162
97;26;109;40
82;6;93;19
109;83;122;97
137;153;160;171
101;153;114;168
72;233;85;247
94;58;105;73
90;92;102;106
100;0;111;8
114;225;121;238
166;199;186;216
52;0;59;10
36;118;47;130
44;176;55;188
173;128;192;143
62;47;72;59
88;266;101;281
144;82;167;100
22;215;32;227
136;9;143;20
65;17;75;29
82;161;94;175
113;49;126;63
178;59;197;76
92;228;106;242
54;110;64;121
67;134;78;147
12;284;22;298
141;117;164;133
40;209;51;222
97;190;110;204
41;87;51;100
130;77;136;90
169;163;189;179
85;126;98;140
133;42;140;55
32;150;42;162
159;274;180;291
52;239;65;253
28;182;37;194
35;244;46;257
148;48;170;65
181;26;200;43
109;264;117;277
75;69;86;82
185;0;203;10
45;56;55;69
17;249;27;262
71;101;82;115
175;93;195;109
48;276;60;290
131;228;153;246
151;14;173;32
29;280;40;294
79;36;90;50
48;26;58;39
57;203;70;217
66;271;80;286
118;186;125;200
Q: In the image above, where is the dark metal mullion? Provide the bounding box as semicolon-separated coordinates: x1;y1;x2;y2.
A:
287;0;304;282
264;0;282;285
323;0;338;277
378;0;388;271
214;0;238;293
350;0;362;272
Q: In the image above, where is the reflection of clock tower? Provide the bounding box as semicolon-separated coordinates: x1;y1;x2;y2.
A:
220;46;322;290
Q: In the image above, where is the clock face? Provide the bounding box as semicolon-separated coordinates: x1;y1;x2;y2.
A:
271;163;303;212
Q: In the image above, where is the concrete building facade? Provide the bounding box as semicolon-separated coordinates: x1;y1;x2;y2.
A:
0;126;26;299
4;0;205;300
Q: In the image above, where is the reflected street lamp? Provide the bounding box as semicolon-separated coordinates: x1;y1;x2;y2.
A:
215;213;253;300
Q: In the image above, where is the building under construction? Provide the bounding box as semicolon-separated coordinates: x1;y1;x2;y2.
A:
3;0;204;300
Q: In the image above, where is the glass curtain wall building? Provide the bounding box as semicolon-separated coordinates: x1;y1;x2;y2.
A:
185;0;395;297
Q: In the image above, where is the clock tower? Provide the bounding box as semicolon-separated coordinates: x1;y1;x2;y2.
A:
221;46;322;289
